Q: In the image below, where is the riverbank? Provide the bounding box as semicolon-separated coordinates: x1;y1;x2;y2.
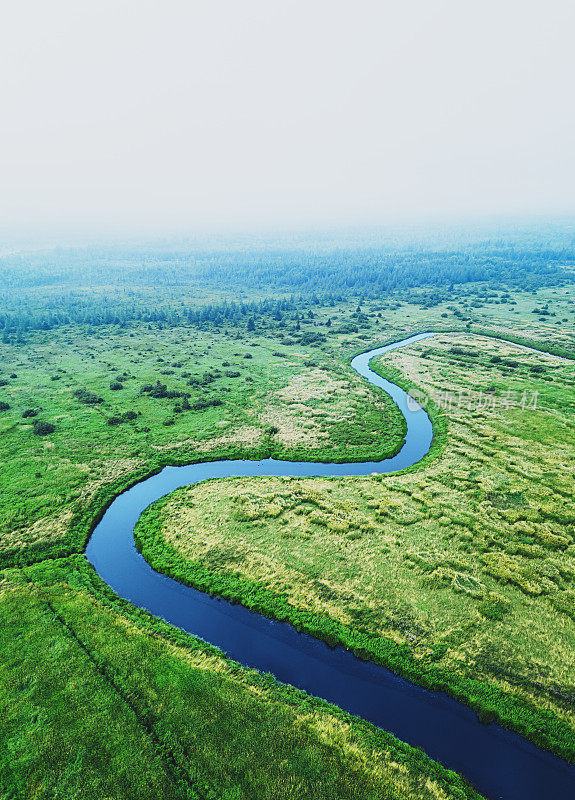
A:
86;334;575;799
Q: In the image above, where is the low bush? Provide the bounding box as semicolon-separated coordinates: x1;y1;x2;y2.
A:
73;387;103;404
33;420;55;435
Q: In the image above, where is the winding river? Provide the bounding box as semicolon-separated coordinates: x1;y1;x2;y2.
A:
86;332;575;800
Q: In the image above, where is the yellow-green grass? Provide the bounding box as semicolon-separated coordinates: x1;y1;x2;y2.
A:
1;261;574;797
135;333;575;757
0;320;405;563
0;284;572;566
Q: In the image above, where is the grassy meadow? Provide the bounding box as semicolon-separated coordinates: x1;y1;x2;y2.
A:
1;267;574;797
1;282;573;567
135;330;575;760
0;318;408;565
0;557;483;800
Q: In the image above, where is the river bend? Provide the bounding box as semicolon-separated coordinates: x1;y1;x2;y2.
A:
86;332;575;800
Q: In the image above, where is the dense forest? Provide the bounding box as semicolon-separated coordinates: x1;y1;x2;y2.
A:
1;231;574;336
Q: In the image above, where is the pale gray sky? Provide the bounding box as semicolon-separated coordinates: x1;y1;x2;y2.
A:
1;1;574;237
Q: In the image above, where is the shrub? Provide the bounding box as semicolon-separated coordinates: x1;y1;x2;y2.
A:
0;401;10;412
73;388;103;404
478;593;512;620
191;396;223;411
109;381;123;390
22;408;38;418
186;372;218;387
33;420;55;435
108;411;138;425
298;331;326;345
550;591;575;621
140;381;185;399
450;346;479;357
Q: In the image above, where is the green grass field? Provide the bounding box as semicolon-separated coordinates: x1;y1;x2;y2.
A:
0;558;484;800
1;283;573;566
0;319;407;564
134;331;575;760
1;279;574;797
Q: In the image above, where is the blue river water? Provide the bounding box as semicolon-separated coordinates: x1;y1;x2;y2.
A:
86;332;575;800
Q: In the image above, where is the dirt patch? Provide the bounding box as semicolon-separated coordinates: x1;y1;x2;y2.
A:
78;458;144;504
260;405;328;448
259;367;363;448
195;426;263;452
276;368;343;403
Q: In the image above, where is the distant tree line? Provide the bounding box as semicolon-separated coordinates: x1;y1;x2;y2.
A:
0;297;302;338
1;237;573;336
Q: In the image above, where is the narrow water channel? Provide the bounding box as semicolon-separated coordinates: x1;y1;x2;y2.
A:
86;332;575;800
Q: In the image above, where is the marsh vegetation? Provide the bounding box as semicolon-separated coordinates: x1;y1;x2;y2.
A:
1;236;574;797
135;334;575;760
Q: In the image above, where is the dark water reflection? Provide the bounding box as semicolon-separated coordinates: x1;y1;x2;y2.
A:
86;333;575;800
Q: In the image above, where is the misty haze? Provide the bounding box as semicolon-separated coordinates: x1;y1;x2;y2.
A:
1;4;574;800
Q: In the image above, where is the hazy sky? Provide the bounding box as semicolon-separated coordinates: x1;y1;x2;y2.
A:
1;1;574;237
